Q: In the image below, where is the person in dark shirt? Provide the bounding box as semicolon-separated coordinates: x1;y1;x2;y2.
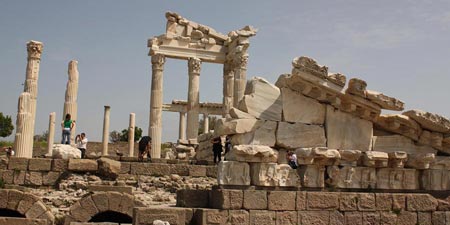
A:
211;137;223;164
138;136;152;162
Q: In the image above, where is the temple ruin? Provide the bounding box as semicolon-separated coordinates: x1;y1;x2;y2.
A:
3;11;450;225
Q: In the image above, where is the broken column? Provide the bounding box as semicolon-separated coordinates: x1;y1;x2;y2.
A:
13;93;33;158
46;112;56;156
128;113;135;157
62;60;79;145
102;106;111;156
186;57;201;139
149;54;165;159
203;113;209;134
178;112;186;140
233;54;248;107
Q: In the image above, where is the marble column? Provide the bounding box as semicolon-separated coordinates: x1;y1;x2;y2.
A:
222;62;234;117
149;54;165;159
233;54;248;107
13;93;33;158
203;113;209;134
46;112;56;156
128;113;135;157
178;112;186;140
102;106;111;156
63;60;79;145
186;57;201;139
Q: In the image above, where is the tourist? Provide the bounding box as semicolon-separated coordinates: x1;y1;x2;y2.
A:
138;136;152;162
287;151;298;169
224;135;232;160
75;133;88;158
61;114;75;145
211;137;223;164
3;146;14;158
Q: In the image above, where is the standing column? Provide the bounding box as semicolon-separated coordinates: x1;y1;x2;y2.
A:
222;61;234;117
46;112;56;156
178;112;186;140
186;57;201;139
233;54;249;107
102;106;111;156
63;60;79;145
128;113;135;157
203;113;209;134
13;93;32;158
149;54;165;159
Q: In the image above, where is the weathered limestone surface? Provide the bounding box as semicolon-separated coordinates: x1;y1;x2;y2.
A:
326;106;373;151
362;151;388;168
149;54;166;159
375;114;422;141
372;135;437;155
14;93;33;158
280;87;325;124
376;168;418;190
229;107;255;119
52;144;81;159
298;165;325;188
276;122;326;149
388;151;407;168
250;163;299;187
419;130;444;150
63;60;79;145
366;90;404;111
214;118;262;136
403;109;450;133
327;166;376;189
406;153;435;169
296;147;340;166
339;150;362;166
238;77;282;121
226;145;278;163
97;158;121;179
231;120;276;146
217;161;250;186
346;78;367;98
430;156;450;170
422;169;450;191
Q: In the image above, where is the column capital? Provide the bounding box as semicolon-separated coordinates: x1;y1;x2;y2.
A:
151;54;166;70
188;57;201;74
27;40;43;60
234;54;248;69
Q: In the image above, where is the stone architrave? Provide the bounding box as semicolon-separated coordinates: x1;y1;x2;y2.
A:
46;112;56;156
149;54;166;159
214;118;262;136
403;109;450;133
62;60;79;145
128;113;135;157
238;77;282;121
418;130;443;150
14;93;33;158
376;168;418;190
327;166;376;189
362;151;388;168
326;106;373;151
372;135;437;155
280;88;325;124
186;57;201;139
298;165;325;188
276;122;326;149
296;147;340;166
231;120;277;146
405;153;435;169
217;161;250;186
226;145;278;163
102;106;111;156
250;163;300;187
374;114;422;141
422;169;450;191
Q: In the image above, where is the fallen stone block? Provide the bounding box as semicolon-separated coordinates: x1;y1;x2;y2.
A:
214;118;262;136
52;144;81;159
226;145;278;163
366;90;404;111
276;122;326;149
229;107;256;119
296;147;340;166
374;114;422;141
372;135;437;155
231;120;277;147
217;161;250;186
97;157;121;179
403;109;450;133
68;159;98;172
280;87;325;124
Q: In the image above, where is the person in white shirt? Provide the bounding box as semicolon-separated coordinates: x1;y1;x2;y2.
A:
287;151;298;169
75;133;88;158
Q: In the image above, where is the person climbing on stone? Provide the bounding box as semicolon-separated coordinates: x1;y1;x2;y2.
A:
138;136;152;162
211;136;223;164
61;114;75;145
75;133;88;158
287;151;298;169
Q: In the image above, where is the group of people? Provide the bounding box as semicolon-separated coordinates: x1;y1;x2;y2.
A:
61;113;88;158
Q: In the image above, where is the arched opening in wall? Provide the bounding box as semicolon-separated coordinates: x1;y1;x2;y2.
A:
89;211;132;224
0;208;25;218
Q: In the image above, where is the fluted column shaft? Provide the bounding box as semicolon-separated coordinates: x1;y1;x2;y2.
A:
128;113;135;157
102;106;111;156
223;62;234;117
149;54;165;159
179;112;186;140
63;60;79;145
14;93;33;158
233;54;248;107
186;57;201;139
46;112;56;156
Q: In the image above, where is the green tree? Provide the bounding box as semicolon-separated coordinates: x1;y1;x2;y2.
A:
198;116;218;135
109;130;121;143
120;126;143;142
0;112;14;138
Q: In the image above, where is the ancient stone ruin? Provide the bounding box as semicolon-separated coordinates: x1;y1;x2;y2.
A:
3;11;450;225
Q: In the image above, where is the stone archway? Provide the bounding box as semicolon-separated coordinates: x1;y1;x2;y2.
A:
65;191;144;225
0;189;54;224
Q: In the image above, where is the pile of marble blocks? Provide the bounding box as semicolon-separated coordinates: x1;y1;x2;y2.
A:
215;56;450;191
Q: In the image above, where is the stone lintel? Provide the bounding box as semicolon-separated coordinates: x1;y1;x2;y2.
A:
374;115;422;141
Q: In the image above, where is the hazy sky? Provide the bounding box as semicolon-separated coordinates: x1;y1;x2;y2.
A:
1;0;450;142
